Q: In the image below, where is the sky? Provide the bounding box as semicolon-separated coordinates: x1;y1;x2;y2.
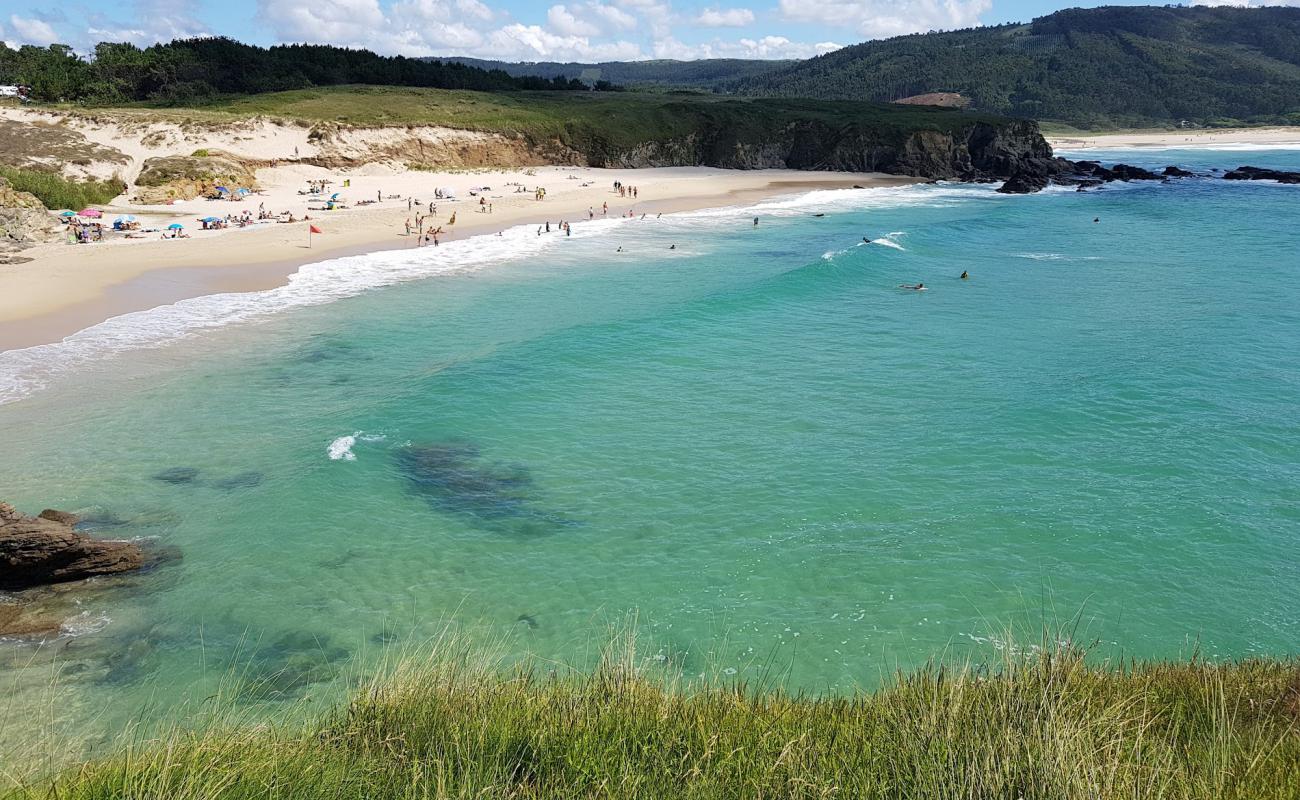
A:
1;0;1295;62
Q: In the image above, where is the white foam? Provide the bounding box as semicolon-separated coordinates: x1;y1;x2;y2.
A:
0;182;990;406
328;434;358;461
0;222;566;405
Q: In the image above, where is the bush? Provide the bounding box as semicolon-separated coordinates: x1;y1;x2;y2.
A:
0;166;124;210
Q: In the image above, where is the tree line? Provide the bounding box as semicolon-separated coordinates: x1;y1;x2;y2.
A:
0;38;589;105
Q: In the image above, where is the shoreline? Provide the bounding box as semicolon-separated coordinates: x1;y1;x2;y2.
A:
0;168;917;352
1047;126;1300;150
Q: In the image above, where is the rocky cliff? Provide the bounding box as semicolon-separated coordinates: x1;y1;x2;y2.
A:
564;118;1054;183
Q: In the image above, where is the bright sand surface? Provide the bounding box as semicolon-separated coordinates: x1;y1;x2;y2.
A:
1048;126;1300;150
0;166;917;350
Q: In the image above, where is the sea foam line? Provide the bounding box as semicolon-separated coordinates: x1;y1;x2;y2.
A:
0;182;976;406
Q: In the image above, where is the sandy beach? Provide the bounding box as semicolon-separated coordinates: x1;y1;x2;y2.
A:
1047;126;1300;150
0;165;915;351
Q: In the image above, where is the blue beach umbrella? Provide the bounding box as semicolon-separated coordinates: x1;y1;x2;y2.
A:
167;223;184;230
215;186;229;193
330;193;340;200
200;216;221;223
57;210;77;217
236;188;250;195
113;214;137;224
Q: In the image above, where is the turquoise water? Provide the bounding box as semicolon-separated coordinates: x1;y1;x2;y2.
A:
1;149;1298;755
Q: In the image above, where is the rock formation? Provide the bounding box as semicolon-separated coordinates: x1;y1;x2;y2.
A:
0;177;61;263
1223;166;1300;184
0;502;144;591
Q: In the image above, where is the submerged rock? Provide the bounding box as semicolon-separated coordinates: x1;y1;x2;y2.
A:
0;503;145;591
1163;165;1195;177
211;471;265;491
152;467;200;485
236;630;351;701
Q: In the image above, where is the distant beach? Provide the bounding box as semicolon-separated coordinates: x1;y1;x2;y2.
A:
1047;126;1300;150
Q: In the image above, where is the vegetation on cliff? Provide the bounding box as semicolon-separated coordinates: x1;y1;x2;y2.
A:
5;637;1299;799
728;6;1300;129
55;85;1038;178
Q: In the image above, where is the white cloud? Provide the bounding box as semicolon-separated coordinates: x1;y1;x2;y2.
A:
588;2;638;30
778;0;990;38
547;5;602;36
8;14;58;45
695;6;755;27
653;33;840;59
482;23;642;60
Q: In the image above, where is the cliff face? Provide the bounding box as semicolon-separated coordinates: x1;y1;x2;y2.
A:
571;117;1055;182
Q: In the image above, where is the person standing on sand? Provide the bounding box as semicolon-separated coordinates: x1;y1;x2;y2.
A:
602;202;608;216
449;212;456;225
378;190;382;203
405;220;411;236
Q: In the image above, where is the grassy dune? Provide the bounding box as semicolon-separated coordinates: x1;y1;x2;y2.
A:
62;85;1007;147
6;637;1299;800
0;167;124;211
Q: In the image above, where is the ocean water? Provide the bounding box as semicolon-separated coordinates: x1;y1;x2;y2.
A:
1;149;1298;758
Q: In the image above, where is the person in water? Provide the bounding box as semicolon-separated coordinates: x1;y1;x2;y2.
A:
900;283;925;291
960;271;969;280
669;244;676;250
753;217;759;226
862;237;872;244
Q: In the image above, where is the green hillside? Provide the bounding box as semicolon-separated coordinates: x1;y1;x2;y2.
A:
437;56;794;89
729;5;1300;128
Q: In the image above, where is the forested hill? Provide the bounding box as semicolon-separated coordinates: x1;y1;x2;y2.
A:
0;38;587;104
728;5;1300;128
437;57;794;89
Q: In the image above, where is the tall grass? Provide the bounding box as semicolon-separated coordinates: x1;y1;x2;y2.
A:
5;629;1298;800
0;167;124;211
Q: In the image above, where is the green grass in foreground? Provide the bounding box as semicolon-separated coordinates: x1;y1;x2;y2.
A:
0;166;124;211
7;636;1299;800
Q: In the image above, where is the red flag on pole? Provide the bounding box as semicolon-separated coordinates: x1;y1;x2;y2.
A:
309;225;322;234
307;223;322;248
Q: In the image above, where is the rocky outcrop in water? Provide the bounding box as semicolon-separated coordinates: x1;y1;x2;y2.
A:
0;502;145;591
1223;166;1300;184
997;158;1190;194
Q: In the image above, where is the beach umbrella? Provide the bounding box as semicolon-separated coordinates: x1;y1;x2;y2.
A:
236;188;250;195
167;223;184;230
215;186;230;193
113;214;137;224
57;210;77;217
199;216;221;223
79;208;102;218
330;193;340;200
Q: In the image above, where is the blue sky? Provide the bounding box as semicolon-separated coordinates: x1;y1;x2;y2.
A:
0;0;1288;61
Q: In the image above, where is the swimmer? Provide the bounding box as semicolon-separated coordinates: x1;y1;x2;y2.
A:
617;246;623;252
669;244;676;250
753;217;759;226
862;237;872;244
960;270;969;280
899;283;926;291
813;213;826;218
1093;217;1100;223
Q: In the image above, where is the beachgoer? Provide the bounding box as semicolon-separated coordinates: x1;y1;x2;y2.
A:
669;244;676;250
960;271;968;280
754;217;759;226
863;237;872;244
